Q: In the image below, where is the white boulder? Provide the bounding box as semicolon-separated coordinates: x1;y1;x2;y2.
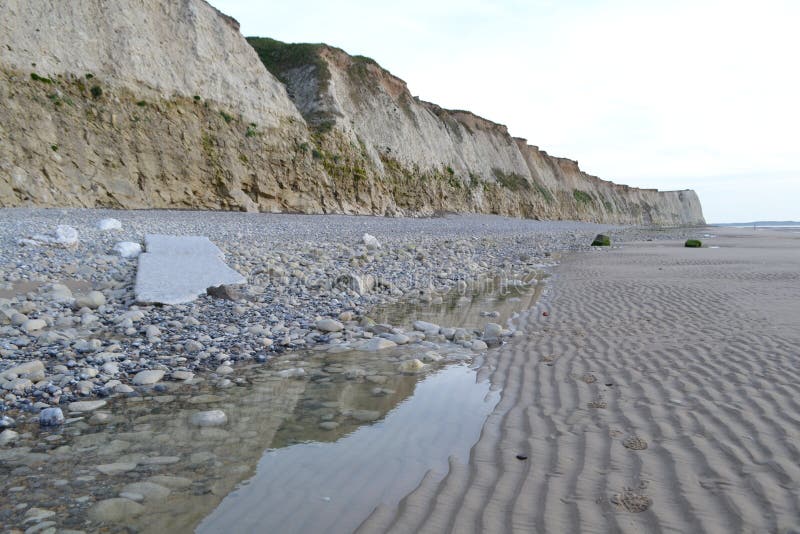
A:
115;241;142;258
362;233;381;249
97;218;123;231
134;235;245;305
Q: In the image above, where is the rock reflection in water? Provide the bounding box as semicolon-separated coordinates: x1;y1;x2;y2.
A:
198;363;499;534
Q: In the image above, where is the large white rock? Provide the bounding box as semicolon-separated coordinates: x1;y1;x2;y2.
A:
362;233;381;249
55;225;79;245
97;218;122;230
135;235;245;305
115;242;143;259
27;225;79;247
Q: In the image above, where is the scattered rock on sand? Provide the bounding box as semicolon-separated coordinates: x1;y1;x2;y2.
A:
592;234;611;246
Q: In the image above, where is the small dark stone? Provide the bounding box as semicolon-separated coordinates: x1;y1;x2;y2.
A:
685;239;702;248
516;454;528;460
605;383;614;387
207;284;244;301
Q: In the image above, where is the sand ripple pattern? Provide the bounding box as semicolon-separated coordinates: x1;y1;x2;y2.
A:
359;229;800;533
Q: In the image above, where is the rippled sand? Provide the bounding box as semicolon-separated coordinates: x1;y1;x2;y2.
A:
363;227;800;533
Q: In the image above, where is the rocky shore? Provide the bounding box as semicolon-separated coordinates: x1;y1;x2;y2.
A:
0;208;711;532
0;209;703;428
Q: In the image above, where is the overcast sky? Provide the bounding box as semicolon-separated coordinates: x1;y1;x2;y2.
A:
210;0;799;223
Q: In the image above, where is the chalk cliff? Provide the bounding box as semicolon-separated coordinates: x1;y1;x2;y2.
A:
0;0;705;225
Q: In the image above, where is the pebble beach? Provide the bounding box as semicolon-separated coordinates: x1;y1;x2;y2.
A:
0;208;709;532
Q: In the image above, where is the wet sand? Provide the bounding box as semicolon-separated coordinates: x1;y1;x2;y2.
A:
361;227;800;532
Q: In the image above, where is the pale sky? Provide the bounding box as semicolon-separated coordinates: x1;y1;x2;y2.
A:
210;0;799;223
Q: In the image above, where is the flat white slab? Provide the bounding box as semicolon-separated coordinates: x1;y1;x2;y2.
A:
135;235;245;305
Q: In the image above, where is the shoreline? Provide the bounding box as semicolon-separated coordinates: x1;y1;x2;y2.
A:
361;227;800;532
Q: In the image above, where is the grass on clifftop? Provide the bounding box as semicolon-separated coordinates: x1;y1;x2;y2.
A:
247;37;330;91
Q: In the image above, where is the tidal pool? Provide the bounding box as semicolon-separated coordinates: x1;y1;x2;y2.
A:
199;363;498;534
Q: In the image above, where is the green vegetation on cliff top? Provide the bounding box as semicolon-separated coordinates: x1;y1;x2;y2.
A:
247;37;331;90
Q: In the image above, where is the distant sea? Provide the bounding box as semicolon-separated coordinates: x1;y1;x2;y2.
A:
712;221;800;228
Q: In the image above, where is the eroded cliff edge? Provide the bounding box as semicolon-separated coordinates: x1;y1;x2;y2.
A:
0;0;704;225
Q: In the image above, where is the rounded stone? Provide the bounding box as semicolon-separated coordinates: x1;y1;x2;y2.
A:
132;369;165;385
120;481;171;502
361;338;397;351
316;318;344;332
39;407;64;426
21;319;47;333
471;340;489;351
484;322;503;337
88;498;145;522
398;359;426;373
75;291;106;309
190;409;228;427
68;400;107;412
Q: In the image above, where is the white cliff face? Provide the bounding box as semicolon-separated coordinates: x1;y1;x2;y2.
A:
0;1;705;225
279;46;704;225
311;49;532;180
0;0;301;126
